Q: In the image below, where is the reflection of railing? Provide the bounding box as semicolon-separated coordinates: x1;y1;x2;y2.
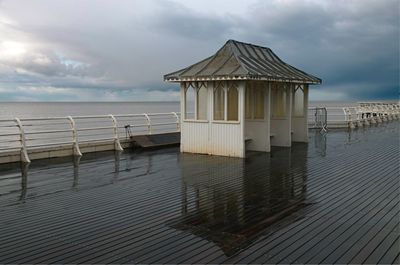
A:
313;107;328;132
0;112;181;163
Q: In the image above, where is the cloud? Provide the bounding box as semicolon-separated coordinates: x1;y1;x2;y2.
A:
0;44;94;77
151;1;236;41
0;0;398;101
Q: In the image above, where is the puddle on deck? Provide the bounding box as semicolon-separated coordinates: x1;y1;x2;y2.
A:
169;145;310;256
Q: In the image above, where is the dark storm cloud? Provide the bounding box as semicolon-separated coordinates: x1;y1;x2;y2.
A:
0;0;398;101
240;0;399;99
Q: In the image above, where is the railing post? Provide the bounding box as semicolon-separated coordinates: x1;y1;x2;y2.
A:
14;118;30;163
394;105;400;119
313;108;317;129
343;108;355;129
67;116;82;156
109;114;123;151
172;112;180;131
386;106;393;121
143;113;152;134
381;105;389;121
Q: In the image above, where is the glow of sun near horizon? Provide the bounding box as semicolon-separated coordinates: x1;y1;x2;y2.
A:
0;41;27;58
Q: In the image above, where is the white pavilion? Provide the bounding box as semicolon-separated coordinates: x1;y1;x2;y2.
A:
164;40;321;158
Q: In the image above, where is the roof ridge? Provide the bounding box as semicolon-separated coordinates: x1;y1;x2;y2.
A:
227;39;268;49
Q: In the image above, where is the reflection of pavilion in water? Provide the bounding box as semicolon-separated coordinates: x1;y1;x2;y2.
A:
171;144;309;256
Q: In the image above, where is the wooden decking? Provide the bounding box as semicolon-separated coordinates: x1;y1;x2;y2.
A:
0;122;398;264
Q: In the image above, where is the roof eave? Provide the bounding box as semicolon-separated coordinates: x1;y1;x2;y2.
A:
164;75;321;84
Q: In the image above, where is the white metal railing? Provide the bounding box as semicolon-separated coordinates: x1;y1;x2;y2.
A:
0;103;398;162
308;103;399;129
341;103;399;129
0;112;181;163
307;107;349;128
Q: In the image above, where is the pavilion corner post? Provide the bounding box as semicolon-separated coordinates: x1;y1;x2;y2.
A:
239;81;246;158
303;84;309;142
265;82;271;152
109;114;123;152
180;82;185;153
291;84;309;143
67;116;82;157
286;83;293;146
14;117;30;163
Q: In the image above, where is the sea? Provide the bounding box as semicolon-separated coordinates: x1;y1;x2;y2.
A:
0;101;379;119
0;102;181;119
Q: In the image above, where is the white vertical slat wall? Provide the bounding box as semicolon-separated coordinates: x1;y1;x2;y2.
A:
209;123;242;157
181;121;209;154
180;81;246;158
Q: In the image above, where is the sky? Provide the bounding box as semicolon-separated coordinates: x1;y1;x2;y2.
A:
0;0;398;102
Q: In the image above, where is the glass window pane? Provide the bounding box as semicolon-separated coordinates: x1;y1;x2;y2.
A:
272;88;286;118
213;86;225;120
293;87;304;117
245;84;253;119
227;86;239;121
254;85;265;119
197;86;208;120
185;86;195;119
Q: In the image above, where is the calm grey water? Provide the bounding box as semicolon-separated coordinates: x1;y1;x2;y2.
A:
0;102;180;119
0;101;361;119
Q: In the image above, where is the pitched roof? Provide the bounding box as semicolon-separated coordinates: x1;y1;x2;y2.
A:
164;40;321;84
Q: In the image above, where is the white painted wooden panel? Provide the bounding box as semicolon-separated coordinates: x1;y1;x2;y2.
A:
270;119;291;146
210;123;243;157
181;121;209;154
245;120;269;151
292;117;307;142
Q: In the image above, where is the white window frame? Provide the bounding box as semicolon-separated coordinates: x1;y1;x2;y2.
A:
212;81;240;124
183;82;208;122
245;82;266;121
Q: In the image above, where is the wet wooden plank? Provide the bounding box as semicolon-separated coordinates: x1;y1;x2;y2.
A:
0;122;398;264
361;232;399;264
378;237;400;264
